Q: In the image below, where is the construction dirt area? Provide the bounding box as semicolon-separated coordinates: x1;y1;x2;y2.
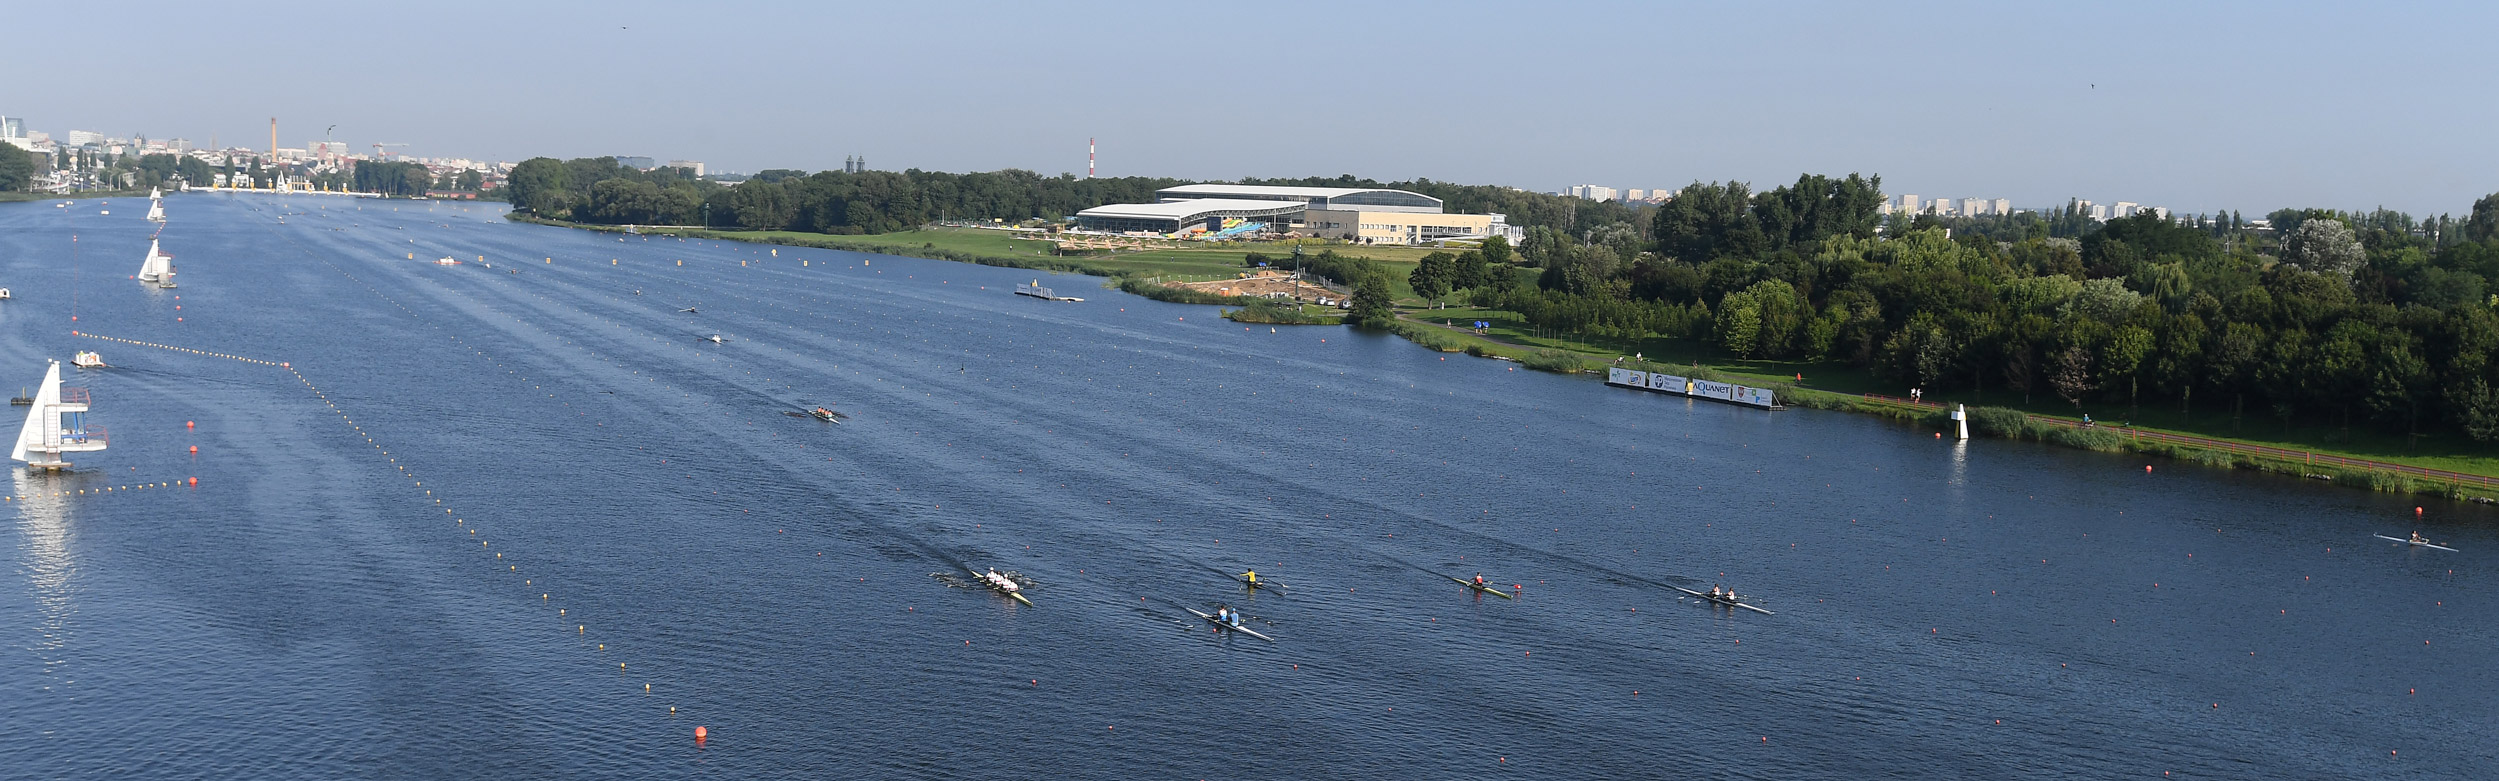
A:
1166;270;1349;304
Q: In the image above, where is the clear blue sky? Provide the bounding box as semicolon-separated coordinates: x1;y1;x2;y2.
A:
16;0;2497;216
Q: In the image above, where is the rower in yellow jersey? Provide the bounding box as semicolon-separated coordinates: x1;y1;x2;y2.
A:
1242;569;1258;587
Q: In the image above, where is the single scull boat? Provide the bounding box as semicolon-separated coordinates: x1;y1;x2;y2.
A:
1234;574;1287;594
1448;575;1515;599
2373;534;2458;552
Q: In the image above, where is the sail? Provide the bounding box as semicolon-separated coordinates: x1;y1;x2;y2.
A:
11;360;62;464
139;240;171;282
145;199;165;223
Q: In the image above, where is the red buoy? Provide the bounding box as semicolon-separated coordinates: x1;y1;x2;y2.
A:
694;726;707;741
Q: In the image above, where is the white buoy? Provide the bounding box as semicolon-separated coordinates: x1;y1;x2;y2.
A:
1954;403;1969;440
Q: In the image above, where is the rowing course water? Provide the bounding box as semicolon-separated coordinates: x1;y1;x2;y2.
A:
2;194;2492;779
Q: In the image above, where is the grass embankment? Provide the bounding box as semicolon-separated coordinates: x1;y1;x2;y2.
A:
1403;303;2499;498
0;190;151;203
1222;300;1345;326
514;215;2499;498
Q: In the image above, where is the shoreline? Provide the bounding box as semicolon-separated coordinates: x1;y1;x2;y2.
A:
511;214;2499;506
0;189;153;203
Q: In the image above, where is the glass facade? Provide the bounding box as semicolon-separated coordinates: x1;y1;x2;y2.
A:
1075;202;1305;234
1323;191;1440;210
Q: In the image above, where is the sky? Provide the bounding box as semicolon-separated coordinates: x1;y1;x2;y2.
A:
13;0;2498;216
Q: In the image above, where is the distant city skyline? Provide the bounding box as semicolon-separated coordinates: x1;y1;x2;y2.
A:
10;1;2497;217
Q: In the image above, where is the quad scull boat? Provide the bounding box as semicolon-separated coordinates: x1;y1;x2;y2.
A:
1186;607;1274;641
2373;534;2458;552
1672;585;1774;615
973;567;1032;606
1448;575;1515;599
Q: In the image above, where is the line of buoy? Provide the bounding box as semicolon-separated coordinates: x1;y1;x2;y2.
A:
0;480;186;502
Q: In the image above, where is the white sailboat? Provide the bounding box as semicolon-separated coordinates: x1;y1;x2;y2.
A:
144;188;166;223
138;239;176;287
12;360;107;471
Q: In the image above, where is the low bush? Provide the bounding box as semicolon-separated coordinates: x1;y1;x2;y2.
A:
1391;321;1466;351
2187;448;2241;469
2367;470;2416;494
2042;426;2126;452
1966;406;2034;439
1519;348;1584;373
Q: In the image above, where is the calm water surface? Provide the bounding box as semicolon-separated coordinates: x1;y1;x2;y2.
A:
1;194;2491;778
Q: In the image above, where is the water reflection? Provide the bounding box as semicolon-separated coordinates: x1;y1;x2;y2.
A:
13;467;78;682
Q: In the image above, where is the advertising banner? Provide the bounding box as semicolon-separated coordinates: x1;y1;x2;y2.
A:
1730;385;1777;408
1691;379;1736;401
1649;374;1688;394
1607;367;1642;387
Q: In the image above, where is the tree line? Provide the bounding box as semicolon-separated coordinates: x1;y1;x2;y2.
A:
502;158;1646;236
1441;172;2499;443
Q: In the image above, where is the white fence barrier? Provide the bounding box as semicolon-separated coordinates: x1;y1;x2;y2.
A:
1606;367;1780;410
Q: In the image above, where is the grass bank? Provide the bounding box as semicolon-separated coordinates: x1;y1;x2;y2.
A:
1;190;151;203
1222;300;1345;326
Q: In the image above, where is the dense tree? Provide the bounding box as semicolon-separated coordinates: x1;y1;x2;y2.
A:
1409;251;1456;304
0;144;36;191
2469;192;2499;243
1652;181;1765;262
1517;226;1568;267
1348;273;1395;328
505;158;570;215
727;179;796;230
353;160;434;197
1479;235;1513;266
2281;218;2366;280
2052;346;2093;409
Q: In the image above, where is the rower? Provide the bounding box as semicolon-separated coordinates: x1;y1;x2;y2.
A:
1242;569;1258;586
1473;573;1486;587
2412;531;2428;544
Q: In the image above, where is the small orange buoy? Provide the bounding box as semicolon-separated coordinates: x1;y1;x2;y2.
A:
187;477;197;486
694;726;707;740
186;421;194;429
189;445;198;454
